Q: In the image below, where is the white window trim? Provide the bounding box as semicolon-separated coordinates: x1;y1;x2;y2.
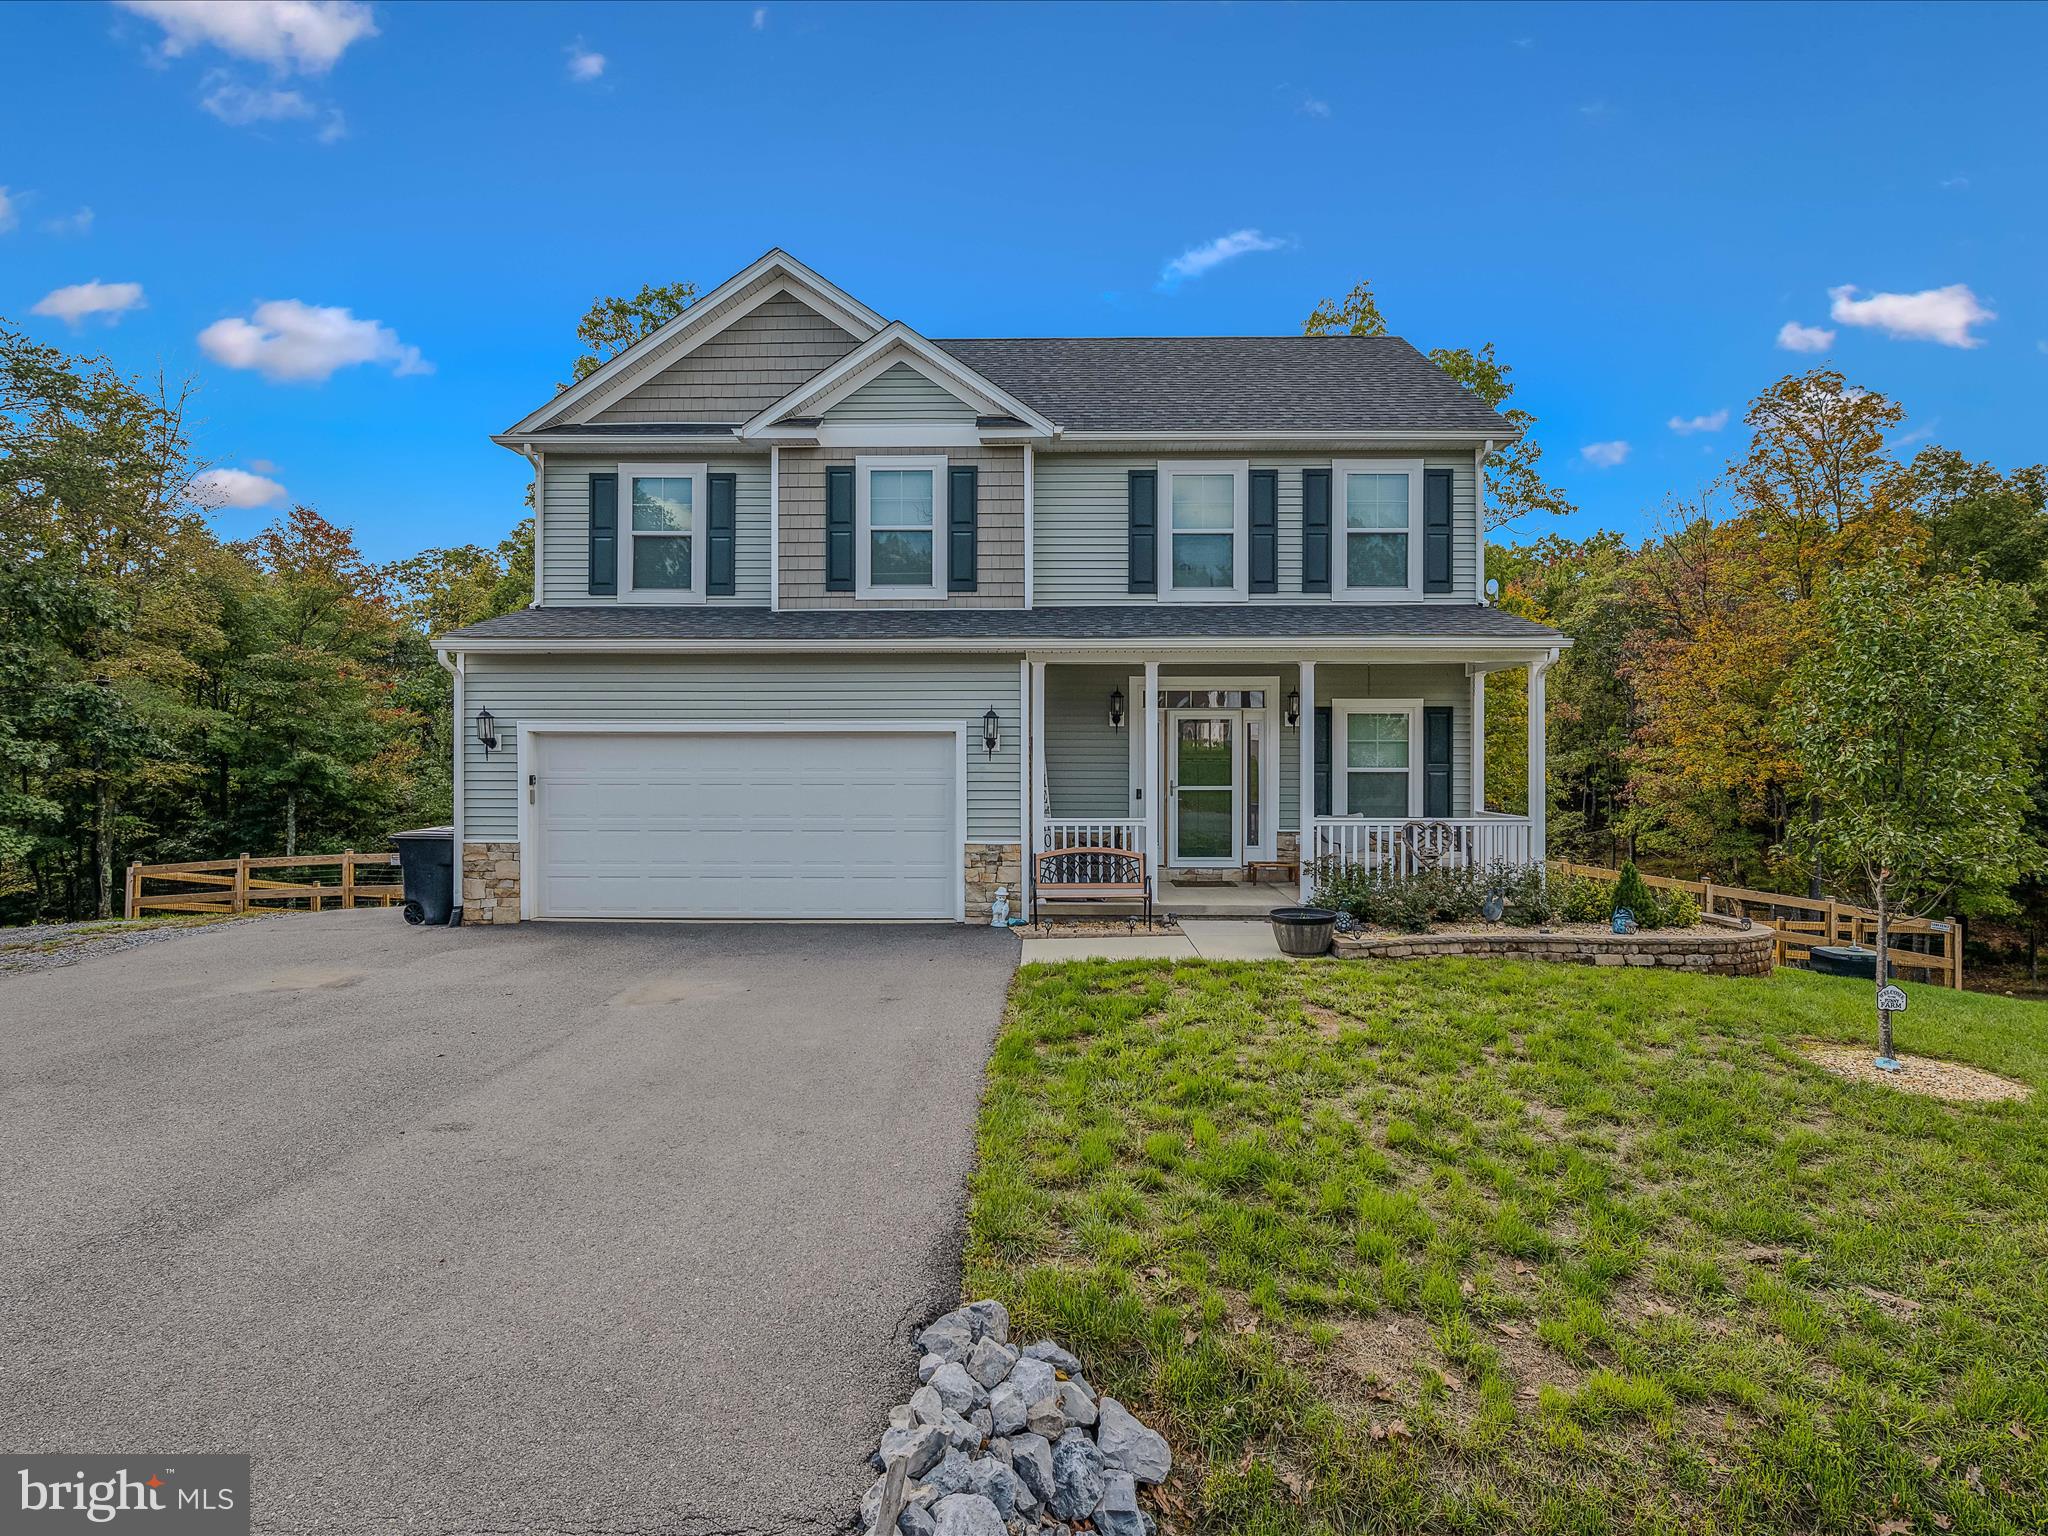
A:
1157;460;1249;602
619;461;708;604
855;453;948;600
1333;698;1424;817
1332;458;1425;603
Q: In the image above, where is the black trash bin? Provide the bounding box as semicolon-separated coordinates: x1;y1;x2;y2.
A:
392;825;456;926
1808;944;1894;980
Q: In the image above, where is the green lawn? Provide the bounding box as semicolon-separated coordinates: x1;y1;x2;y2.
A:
966;959;2048;1534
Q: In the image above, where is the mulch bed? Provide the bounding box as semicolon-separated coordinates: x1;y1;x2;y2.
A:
1799;1040;2033;1103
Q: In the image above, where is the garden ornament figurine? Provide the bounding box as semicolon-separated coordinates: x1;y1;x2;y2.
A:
1612;909;1639;935
990;886;1011;928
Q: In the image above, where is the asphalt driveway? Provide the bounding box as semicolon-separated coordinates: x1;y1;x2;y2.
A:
0;911;1019;1534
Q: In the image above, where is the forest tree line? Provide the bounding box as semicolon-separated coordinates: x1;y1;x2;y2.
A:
4;287;2044;971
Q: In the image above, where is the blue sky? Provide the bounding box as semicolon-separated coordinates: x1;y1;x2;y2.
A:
4;1;2043;563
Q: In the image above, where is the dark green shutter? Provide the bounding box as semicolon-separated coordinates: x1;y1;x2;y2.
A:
1248;469;1278;593
825;465;855;592
1301;469;1331;593
706;472;736;596
947;465;979;592
1314;706;1333;818
1127;469;1157;593
587;472;618;595
1423;705;1453;817
1424;468;1454;594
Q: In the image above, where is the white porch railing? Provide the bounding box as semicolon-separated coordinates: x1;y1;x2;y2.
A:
1040;818;1147;856
1310;817;1534;877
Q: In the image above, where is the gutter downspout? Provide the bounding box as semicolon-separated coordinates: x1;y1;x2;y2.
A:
1476;438;1492;603
437;648;464;923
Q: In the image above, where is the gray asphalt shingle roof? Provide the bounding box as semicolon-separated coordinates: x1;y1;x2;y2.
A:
439;604;1561;647
930;335;1514;435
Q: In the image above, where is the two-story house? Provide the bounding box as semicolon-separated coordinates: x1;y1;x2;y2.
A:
434;250;1567;924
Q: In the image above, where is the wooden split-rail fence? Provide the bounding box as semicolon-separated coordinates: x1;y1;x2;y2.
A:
1549;860;1965;989
124;851;402;920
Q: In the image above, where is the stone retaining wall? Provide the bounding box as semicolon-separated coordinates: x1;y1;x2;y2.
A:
1332;922;1774;977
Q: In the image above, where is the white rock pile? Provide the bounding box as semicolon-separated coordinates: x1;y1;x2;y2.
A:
862;1298;1172;1536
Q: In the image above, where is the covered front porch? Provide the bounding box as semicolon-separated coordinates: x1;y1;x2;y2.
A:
1021;647;1558;911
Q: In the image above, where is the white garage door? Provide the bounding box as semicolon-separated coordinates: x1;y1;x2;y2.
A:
530;728;960;920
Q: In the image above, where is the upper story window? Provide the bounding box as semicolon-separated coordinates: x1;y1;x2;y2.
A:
621;462;707;602
1337;699;1422;816
1159;461;1248;601
1334;459;1424;601
856;454;946;598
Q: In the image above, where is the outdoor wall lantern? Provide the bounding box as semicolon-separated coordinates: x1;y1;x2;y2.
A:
982;707;1002;759
1285;689;1301;727
475;706;500;756
1108;687;1126;731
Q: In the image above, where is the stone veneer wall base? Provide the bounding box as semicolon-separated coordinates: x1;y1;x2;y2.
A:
461;841;521;926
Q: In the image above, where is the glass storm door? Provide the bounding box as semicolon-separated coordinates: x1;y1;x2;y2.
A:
1169;712;1239;866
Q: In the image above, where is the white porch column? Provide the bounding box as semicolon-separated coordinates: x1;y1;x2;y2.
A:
1527;655;1552;864
1029;658;1048;848
1019;658;1034;914
1297;659;1316;902
1470;666;1487;814
1143;660;1161;901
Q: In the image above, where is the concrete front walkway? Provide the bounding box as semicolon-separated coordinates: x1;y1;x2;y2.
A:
1020;917;1306;964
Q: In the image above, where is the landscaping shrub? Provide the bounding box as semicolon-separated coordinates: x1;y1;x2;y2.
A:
1552;872;1612;924
1312;858;1553;929
1611;862;1656;926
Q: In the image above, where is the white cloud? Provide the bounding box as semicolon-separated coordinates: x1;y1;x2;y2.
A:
1940;175;1969;190
1890;420;1938;449
116;0;377;74
566;40;604;81
1159;228;1288;288
31;280;146;327
1581;440;1630;468
1827;283;1994;348
190;467;289;509
198;299;430;383
201;76;316;124
42;206;94;236
316;107;347;142
1300;96;1331;118
249;458;279;474
1777;320;1835;353
1667;408;1729;436
0;187;15;233
751;7;767;28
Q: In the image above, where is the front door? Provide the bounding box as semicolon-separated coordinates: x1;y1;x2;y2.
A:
1169;711;1239;866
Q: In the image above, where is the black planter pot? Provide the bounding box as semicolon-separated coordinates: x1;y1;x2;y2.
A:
1269;906;1337;957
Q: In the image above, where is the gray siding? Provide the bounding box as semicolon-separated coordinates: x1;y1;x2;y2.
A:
460;653;1022;843
1314;663;1472;819
1045;664;1131;819
1032;453;1480;605
779;445;1025;609
588;291;859;424
1042;664;1305;831
538;455;770;607
823;362;977;423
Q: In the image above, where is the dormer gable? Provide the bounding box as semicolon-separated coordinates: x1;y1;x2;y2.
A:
504;249;887;435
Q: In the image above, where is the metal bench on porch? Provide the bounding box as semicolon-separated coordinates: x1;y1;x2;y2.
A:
1031;845;1153;930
